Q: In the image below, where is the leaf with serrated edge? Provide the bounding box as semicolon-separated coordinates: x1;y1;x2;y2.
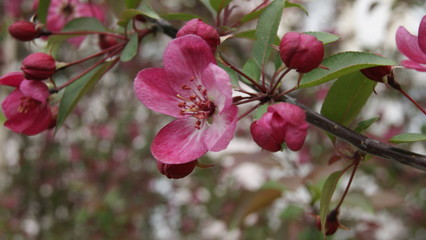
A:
319;170;342;237
305;31;340;45
252;0;285;68
354;117;380;133
56;62;113;131
390;133;426;143
300;52;396;88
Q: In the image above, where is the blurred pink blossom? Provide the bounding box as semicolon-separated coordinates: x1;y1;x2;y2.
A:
396;15;426;72
134;35;238;165
0;72;54;135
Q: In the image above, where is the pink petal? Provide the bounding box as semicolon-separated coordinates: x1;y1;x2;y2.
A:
250;112;283;152
134;68;183;118
401;59;426;72
2;89;23;119
269;102;306;125
418;15;426;54
0;72;24;87
200;64;233;113
203;104;238;151
284;124;308;151
19;80;49;104
163;35;216;91
396;26;426;64
151;118;208;164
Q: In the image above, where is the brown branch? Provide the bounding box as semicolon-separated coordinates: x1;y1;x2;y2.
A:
281;95;426;172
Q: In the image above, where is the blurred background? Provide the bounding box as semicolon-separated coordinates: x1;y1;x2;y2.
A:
0;0;425;239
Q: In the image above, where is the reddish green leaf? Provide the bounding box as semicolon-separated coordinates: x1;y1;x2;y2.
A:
319;170;342;236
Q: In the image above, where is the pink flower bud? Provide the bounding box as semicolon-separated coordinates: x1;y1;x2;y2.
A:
21;53;56;81
360;65;392;83
157;160;197;179
315;208;346;236
176;19;220;52
251;103;308;152
279;32;324;73
98;34;119;50
8;21;40;41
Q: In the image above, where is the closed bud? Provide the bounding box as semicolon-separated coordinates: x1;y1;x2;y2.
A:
157;160;197;179
21;53;56;81
315;208;348;236
176;19;220;52
8;21;41;41
279;32;324;73
361;65;392;83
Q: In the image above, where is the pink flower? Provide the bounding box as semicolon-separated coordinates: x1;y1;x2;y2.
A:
36;0;105;47
134;35;238;164
250;103;308;152
0;72;54;135
396;15;426;72
21;53;56;81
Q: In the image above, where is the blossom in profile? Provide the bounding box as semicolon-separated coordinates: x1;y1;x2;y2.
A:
21;53;56;81
396;15;426;72
34;0;105;46
0;72;54;135
8;21;41;41
134;35;238;164
279;32;324;73
251;103;308;152
157;160;197;179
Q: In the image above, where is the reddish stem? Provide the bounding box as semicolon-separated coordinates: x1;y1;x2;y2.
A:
336;152;363;209
51;31;126;40
270;68;291;94
397;88;426;115
56;45;124;91
59;42;126;69
238;103;262;121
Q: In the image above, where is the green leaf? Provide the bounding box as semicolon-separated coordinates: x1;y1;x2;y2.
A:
233;30;256;40
252;0;285;68
138;1;160;19
321;71;376;130
37;0;51;24
304;31;340;45
0;111;5;125
120;34;139;62
319;170;342;236
299;52;397;88
56;62;114;131
390;133;426;143
242;58;261;85
240;8;266;24
117;9;144;27
284;1;308;15
125;0;142;8
253;104;269;120
209;0;233;13
160;13;201;21
218;62;239;87
354;116;380;133
62;17;107;32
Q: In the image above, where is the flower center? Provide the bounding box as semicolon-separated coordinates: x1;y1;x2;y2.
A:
177;82;216;129
61;2;75;17
18;97;40;114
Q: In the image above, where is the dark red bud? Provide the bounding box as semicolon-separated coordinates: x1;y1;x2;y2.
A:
361;65;393;83
98;34;119;50
157;160;197;179
21;53;56;81
8;21;41;41
279;32;324;73
176;19;220;52
315;208;345;236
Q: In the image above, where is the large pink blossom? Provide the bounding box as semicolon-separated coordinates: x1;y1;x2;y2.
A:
134;35;238;164
34;0;105;47
0;72;54;135
396;15;426;72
